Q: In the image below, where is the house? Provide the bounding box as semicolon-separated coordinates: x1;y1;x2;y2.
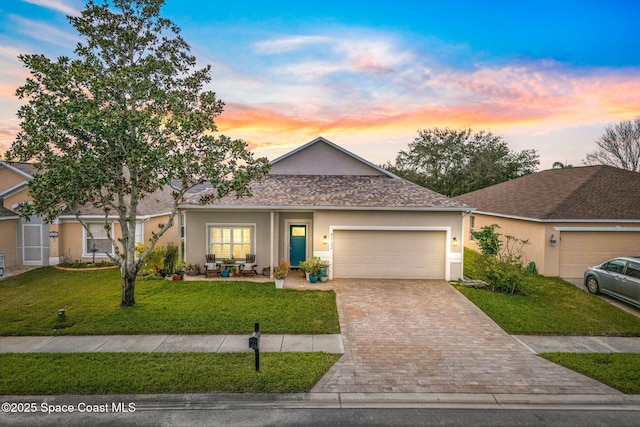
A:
0;161;41;268
180;137;472;280
454;165;640;278
0;161;177;268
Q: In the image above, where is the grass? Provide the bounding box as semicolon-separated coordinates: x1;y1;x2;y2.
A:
0;267;340;335
459;249;640;393
540;353;640;394
456;249;640;336
0;353;341;394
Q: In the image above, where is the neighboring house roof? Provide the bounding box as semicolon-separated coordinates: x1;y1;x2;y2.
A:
1;161;173;218
186;137;471;211
5;162;37;178
0;205;18;220
454;165;640;221
0;161;36;179
63;184;176;218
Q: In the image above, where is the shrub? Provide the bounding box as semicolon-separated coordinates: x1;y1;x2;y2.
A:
472;224;501;256
135;243;167;276
478;255;526;295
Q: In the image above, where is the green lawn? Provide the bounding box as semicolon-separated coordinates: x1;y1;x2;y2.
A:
0;268;342;395
541;353;640;394
0;353;341;394
459;249;640;394
0;267;340;335
456;249;640;336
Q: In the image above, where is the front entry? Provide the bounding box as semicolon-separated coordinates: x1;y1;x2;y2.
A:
289;225;307;268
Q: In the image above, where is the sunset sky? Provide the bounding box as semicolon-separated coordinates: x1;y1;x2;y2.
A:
1;0;639;169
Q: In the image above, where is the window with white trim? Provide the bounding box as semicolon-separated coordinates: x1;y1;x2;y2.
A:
469;215;476;241
85;223;113;256
208;225;253;259
135;222;143;245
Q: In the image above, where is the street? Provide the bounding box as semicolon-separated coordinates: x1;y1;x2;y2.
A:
2;407;640;426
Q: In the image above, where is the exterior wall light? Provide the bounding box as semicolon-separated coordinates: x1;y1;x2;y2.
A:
452;237;459;247
550;234;557;246
322;235;328;245
49;231;59;239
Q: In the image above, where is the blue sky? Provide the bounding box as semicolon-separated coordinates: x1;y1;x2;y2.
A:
1;0;639;169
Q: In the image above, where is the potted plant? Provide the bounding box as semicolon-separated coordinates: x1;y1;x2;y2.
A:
299;258;311;280
319;261;330;283
221;257;237;277
273;260;290;289
185;264;200;276
301;256;324;283
173;262;186;281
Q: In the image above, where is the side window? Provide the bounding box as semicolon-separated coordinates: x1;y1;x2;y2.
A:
469;216;476;241
603;259;626;274
625;262;640;279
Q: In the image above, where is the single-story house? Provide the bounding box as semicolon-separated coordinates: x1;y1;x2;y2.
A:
180;137;472;280
454;165;640;278
0;161;177;268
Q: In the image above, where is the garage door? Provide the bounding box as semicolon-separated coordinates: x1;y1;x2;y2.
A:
559;231;640;278
332;230;446;279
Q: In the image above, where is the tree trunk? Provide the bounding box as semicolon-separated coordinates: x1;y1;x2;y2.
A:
120;262;137;308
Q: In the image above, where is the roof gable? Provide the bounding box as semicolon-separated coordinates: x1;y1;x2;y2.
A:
454;165;640;220
270;137;396;177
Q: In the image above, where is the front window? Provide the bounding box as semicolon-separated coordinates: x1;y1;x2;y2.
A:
85;223;113;256
208;225;253;259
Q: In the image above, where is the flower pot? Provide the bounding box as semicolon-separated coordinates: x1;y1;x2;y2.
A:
309;274;319;284
319;268;327;276
275;279;284;289
305;272;310;282
320;276;328;283
221;270;229;278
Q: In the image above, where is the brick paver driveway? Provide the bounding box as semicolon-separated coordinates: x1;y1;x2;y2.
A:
310;279;619;394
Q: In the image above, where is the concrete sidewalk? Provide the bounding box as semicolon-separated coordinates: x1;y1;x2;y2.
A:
0;334;344;354
514;335;640;354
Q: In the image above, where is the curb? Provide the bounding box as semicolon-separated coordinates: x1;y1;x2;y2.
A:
2;393;640;410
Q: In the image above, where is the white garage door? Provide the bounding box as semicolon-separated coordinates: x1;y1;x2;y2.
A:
332;230;446;279
559;231;640;278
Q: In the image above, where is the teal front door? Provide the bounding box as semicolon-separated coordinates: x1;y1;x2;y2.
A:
290;225;307;268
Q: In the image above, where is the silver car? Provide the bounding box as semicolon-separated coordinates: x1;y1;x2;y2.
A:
584;257;640;309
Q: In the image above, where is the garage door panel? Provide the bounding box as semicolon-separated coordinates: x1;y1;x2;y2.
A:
333;230;445;279
559;231;640;278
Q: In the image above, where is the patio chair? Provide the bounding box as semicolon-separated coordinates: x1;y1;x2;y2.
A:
240;254;258;276
204;254;221;278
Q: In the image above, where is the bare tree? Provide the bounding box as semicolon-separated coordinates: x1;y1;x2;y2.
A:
584;117;640;172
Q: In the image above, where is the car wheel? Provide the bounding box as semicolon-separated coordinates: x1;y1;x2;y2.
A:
586;276;600;294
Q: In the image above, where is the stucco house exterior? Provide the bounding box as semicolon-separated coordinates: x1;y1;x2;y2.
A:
454;165;640;278
180;137;472;280
0;161;177;268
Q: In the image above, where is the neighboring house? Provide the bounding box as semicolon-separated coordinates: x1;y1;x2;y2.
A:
180;137;472;280
0;161;177;267
454;165;640;278
0;161;43;268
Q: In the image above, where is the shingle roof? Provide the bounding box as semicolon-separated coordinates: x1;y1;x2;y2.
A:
3;162;37;177
0;205;18;219
187;175;470;210
454;165;640;220
69;184;176;216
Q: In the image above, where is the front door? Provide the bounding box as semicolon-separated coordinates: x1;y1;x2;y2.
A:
289;225;307;268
